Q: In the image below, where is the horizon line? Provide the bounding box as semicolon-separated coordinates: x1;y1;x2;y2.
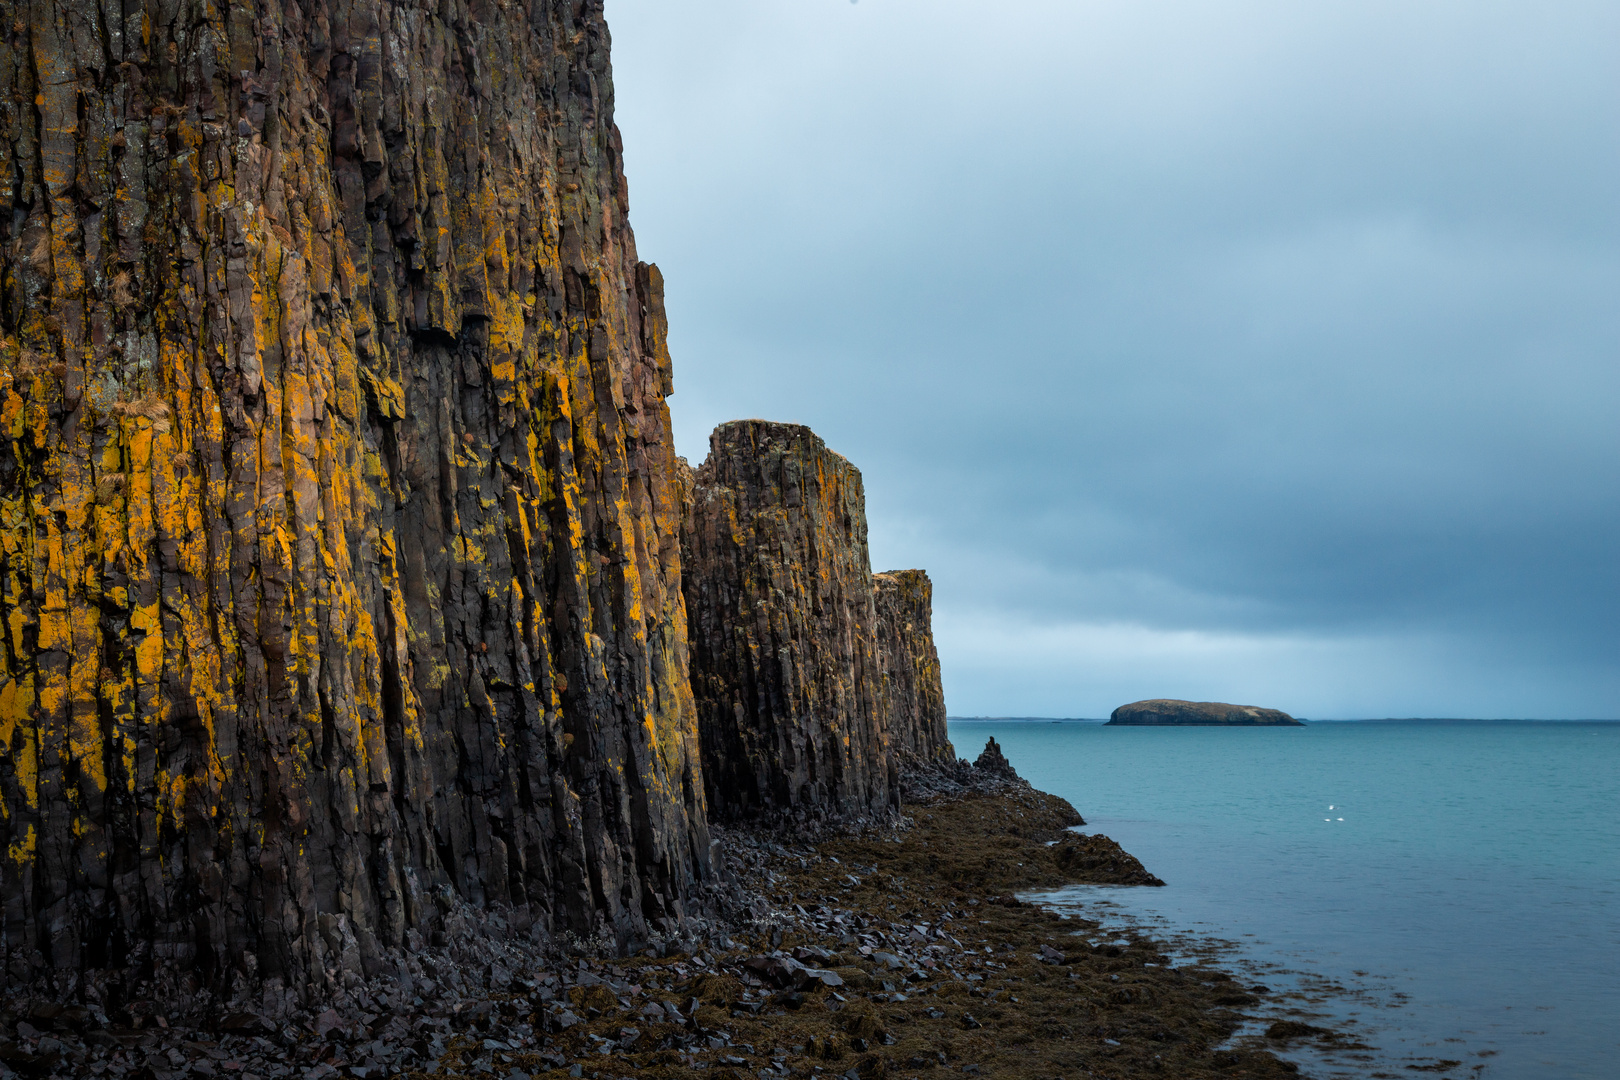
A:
946;715;1620;723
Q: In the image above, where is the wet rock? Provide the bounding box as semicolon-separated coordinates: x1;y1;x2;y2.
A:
218;1012;274;1036
744;954;809;989
1051;832;1167;886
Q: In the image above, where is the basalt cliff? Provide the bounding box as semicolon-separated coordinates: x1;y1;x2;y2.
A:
0;0;710;999
873;569;951;767
0;0;952;1005
678;421;952;822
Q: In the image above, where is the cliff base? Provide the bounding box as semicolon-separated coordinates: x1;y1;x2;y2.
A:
0;780;1308;1080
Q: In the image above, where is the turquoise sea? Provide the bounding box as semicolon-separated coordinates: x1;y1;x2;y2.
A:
946;719;1620;1080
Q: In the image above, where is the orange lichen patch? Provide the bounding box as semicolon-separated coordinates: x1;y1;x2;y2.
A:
0;677;38;813
6;823;34;866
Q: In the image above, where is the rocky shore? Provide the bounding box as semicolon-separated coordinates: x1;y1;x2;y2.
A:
0;746;1297;1080
0;5;1309;1077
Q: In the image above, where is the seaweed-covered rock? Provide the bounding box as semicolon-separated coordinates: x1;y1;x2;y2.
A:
1051;833;1167;886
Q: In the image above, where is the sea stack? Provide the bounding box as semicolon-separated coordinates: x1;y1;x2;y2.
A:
1108;699;1304;725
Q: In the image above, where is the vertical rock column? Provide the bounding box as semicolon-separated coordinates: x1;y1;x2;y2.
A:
680;422;896;820
873;570;953;765
0;0;708;999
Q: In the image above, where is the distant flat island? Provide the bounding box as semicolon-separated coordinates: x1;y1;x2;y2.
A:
1108;699;1304;726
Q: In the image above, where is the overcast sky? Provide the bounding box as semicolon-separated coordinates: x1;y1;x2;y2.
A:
605;0;1619;720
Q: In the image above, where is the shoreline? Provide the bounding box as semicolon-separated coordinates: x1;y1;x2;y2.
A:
408;781;1300;1080
424;778;1303;1079
0;780;1305;1080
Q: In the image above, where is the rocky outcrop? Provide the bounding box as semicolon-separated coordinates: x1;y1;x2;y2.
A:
972;736;1021;779
1108;700;1303;725
0;0;709;999
678;423;954;822
679;422;896;820
1051;833;1166;886
873;570;952;766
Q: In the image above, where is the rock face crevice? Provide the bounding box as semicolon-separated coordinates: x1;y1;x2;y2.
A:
0;0;707;998
679;421;951;822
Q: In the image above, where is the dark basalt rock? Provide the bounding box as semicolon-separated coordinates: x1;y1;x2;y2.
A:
1108;699;1304;726
973;736;1020;779
679;421;897;820
874;570;953;766
0;0;708;997
679;421;953;822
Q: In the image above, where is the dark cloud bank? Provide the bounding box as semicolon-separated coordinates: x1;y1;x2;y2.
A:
606;0;1619;718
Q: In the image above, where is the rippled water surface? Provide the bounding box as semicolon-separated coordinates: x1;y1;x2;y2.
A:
947;719;1620;1080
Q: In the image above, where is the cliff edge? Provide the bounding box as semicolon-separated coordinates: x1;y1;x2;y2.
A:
679;421;953;821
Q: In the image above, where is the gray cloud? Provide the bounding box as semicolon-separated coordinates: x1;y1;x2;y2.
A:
607;0;1620;718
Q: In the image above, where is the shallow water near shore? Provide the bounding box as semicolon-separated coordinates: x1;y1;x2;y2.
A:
949;718;1620;1080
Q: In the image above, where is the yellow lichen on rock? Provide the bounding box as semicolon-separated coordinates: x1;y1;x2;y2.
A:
0;0;708;996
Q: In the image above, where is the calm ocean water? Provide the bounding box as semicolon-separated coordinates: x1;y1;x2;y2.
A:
947;719;1620;1080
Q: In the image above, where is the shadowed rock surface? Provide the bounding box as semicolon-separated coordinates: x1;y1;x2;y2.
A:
679;421;897;821
873;569;952;767
971;736;1020;778
0;0;710;1000
1108;700;1303;726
